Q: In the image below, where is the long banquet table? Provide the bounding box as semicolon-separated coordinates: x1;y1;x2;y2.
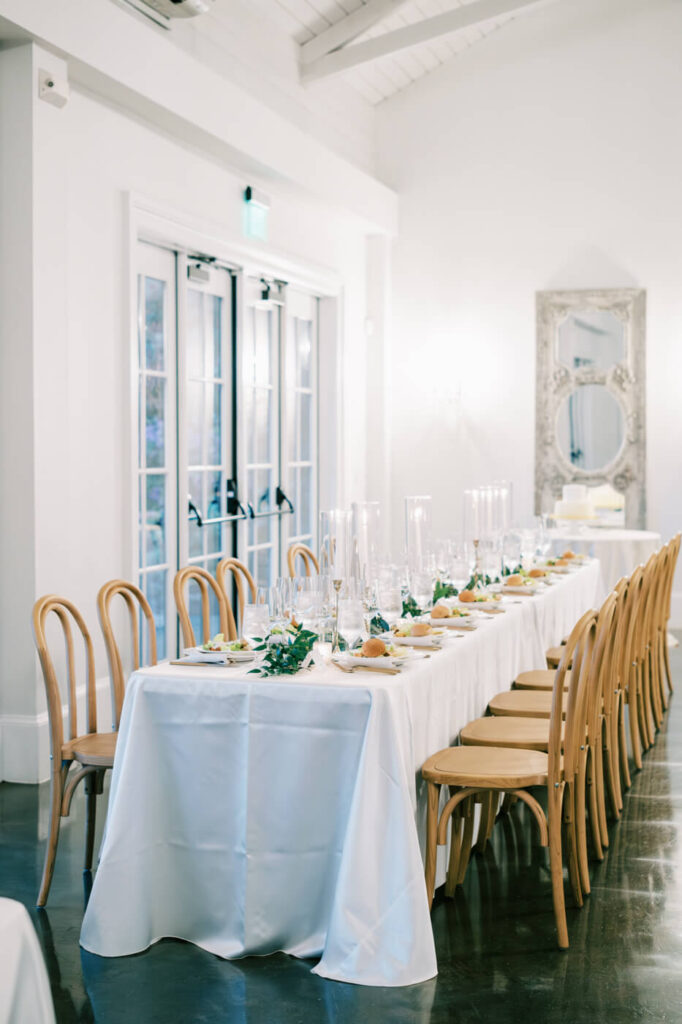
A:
549;527;660;602
81;560;599;987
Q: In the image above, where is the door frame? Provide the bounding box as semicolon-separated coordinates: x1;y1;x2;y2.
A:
126;191;342;616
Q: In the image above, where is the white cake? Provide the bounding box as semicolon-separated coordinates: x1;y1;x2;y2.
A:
554;484;594;520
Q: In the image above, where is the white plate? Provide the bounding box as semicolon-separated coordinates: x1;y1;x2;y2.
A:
458;599;505;610
429;613;474;625
186;647;255;663
502;584;539;595
336;653;407;668
390;633;444;647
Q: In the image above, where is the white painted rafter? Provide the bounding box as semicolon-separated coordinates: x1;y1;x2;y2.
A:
300;0;413;66
301;0;556;82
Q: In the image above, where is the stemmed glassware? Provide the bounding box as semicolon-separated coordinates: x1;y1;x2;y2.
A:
319;509;352;652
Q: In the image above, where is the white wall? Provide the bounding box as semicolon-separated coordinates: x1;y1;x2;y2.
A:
377;0;682;567
0;32;391;780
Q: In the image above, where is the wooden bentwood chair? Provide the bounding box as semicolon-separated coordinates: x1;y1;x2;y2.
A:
422;610;598;949
287;543;320;578
173;565;231;647
216;557;257;638
32;596;117;907
97;579;158;730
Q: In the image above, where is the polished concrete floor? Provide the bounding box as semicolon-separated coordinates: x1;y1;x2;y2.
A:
3;646;682;1023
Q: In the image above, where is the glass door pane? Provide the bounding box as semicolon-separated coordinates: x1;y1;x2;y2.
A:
240;278;281;588
136;242;177;661
283;289;319;560
178;260;234;643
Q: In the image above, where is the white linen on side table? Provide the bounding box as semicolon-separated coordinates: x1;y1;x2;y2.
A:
0;899;56;1024
81;561;599;987
549;528;661;601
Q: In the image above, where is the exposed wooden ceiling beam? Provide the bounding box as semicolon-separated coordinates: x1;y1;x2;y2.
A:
301;0;555;83
300;0;412;67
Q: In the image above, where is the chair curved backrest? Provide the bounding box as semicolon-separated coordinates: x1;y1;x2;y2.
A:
586;590;618;743
97;579;157;729
216;557;256;639
658;535;680;630
32;595;98;759
617;564;644;686
174;566;230;648
548;609;598;790
287;543;320;578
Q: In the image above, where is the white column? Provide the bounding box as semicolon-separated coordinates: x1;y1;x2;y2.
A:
0;43;69;782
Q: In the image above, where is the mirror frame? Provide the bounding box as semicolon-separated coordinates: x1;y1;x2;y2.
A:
535;288;646;528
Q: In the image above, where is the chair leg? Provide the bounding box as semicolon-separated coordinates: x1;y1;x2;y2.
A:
548;784;569;949
588;744;606;858
663;636;674;696
501;793;518;814
445;805;463;898
456;796;476;885
651;647;664;725
604;712;622;818
476;792;496;853
84;772;98;872
425;781;440;910
573;761;592;898
658;635;670;710
658;635;669;711
37;763;67;907
627;686;643;772
564;781;583;907
618;697;632;791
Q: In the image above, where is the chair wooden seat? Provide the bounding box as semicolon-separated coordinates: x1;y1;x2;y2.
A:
62;733;116;767
514;669;563;691
488;688;561;719
461;715;564;752
547;646;571;669
422;745;550;788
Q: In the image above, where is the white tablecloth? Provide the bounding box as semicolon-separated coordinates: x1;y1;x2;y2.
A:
0;899;55;1024
81;562;599;987
549;528;661;601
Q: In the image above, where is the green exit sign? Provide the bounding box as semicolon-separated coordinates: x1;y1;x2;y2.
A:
243;186;269;241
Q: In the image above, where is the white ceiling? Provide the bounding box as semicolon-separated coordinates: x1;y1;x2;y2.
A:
246;0;524;104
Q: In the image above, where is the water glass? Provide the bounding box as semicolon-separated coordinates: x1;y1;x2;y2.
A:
410;569;433;612
337;598;365;650
242;601;270;647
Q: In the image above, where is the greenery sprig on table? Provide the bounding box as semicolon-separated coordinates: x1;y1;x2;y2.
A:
433;580;458;602
249;623;318;677
401;594;422;617
370;613;390;635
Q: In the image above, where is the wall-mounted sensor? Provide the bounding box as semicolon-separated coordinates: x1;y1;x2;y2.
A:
38;69;70;108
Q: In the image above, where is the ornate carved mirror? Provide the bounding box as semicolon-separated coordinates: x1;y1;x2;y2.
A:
535;288;646;528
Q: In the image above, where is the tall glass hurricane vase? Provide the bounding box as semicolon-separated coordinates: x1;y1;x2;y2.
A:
405;496;432;575
351;501;382;585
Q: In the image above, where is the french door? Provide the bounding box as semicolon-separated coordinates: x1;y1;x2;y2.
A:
239;279;319;588
135;243;319;657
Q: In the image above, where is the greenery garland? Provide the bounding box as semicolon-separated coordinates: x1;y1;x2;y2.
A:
249;623;318;677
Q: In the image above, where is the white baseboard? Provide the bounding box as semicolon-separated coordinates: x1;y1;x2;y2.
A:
0;676;113;784
671;591;682;631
